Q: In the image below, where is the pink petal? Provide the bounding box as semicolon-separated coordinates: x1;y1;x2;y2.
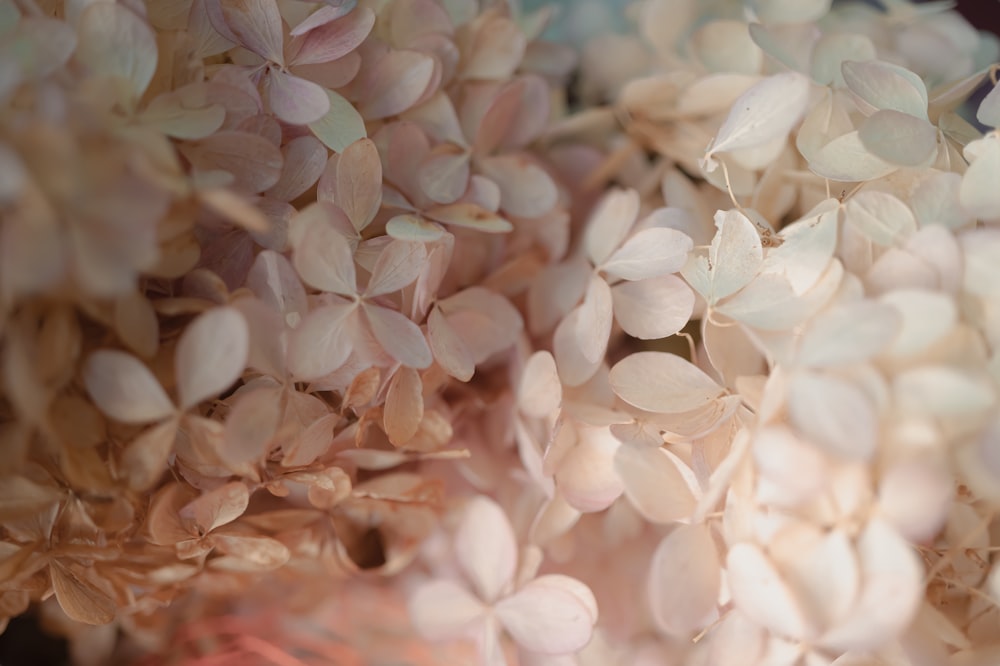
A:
245;250;309;318
495;574;598;654
364;240;427;297
648;524;721;637
518;351;561;418
436;287;523;364
220;386;282;471
337;138;383;232
584;189;639;266
609;351;723;414
181;130;283;193
553;309;602;387
614;441;696;524
554;427;624;513
461;15;526;81
574;276;612;364
84;350;175;424
600;228;694;281
384;366;423;446
362;303;432;368
290;7;374;65
424;203;512;233
454;495;518;603
287;303;356;379
292;208;357;294
264;69;331;125
419;147;472;204
428;306;475;381
210;0;284;63
409;579;488;640
727;543;809;640
289;3;357;37
611;275;694;340
76;3;158;101
358;50;436;120
175;307;250;410
121;419;179;491
477;154;558;218
265;135;328;202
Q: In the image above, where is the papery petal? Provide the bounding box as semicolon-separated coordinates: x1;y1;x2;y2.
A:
555;427;624;513
425;203;512;233
266;135;328;202
844;190;917;247
820;520;923;651
308;88;367;152
220;387;282;471
265;70;331;125
702;72;811;172
584;189;639;266
455;495;518;603
292;208;357;294
384;366;423;446
210;0;284;63
858;110;936;167
648;524;720;636
50;564;115;626
290;7;373;65
287;303;356;379
337;138;382;231
179;481;249;534
477;154;557;218
409;579;488;640
121;419;179;491
795;301;900;368
363;304;432;369
518;351;561;418
84;350;175;424
611;275;694;340
727;542;809;640
175;307;250;410
419;147;471;204
76;3;157;102
614;441;696;524
842;60;928;119
495;575;597;655
601;228;693;281
365;240;426;297
358;50;436;120
574;276;612;364
428;307;475;381
609;352;723;414
788;371;878;460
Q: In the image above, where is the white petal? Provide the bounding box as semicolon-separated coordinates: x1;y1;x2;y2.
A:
84;350;174;424
409;579;487;640
609;351;723;414
518;351;562;418
495;575;597;655
600;228;693;281
787;371;878;460
611;275;693;340
175;307;250;410
844;190;917;247
842;60;928;119
795;301;901;368
703;72;811;171
614;441;696;524
648;524;720;637
727;542;809;640
454;496;518;603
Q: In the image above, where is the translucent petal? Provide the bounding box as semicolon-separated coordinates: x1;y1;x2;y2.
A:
795;301;901;368
600;228;693;281
76;3;157;101
409;579;487;640
518;351;561;418
727;543;809;640
858;110;937;167
787;371;877;460
611;275;694;340
308;88;367;153
575;276;613;365
494;575;597;654
702;72;811;171
175;307;250;410
648;524;720;636
287;303;356;379
614;442;696;524
363;303;432;369
584;188;639;266
841;60;928;119
265;69;330;125
455;496;517;603
289;7;373;65
84;350;174;424
609;351;722;414
365;240;426;297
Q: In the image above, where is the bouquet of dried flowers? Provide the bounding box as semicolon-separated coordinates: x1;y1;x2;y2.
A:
2;0;1000;664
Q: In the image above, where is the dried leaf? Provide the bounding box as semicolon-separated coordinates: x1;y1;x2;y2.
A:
384;367;424;446
50;564;116;626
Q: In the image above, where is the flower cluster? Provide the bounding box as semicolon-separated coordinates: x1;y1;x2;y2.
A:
1;0;1000;664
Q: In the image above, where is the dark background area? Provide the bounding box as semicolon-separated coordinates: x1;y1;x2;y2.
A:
955;0;1000;35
